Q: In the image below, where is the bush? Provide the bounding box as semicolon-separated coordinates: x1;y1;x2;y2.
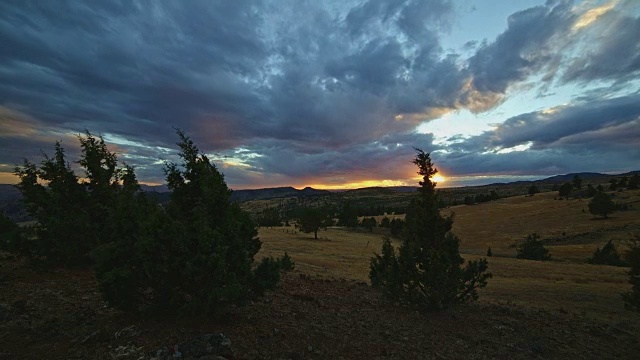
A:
622;235;640;312
370;149;491;311
516;233;551;261
13;134;121;266
588;240;626;266
588;191;616;218
92;130;292;315
0;213;24;254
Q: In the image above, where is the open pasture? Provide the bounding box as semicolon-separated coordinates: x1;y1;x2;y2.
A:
258;189;640;321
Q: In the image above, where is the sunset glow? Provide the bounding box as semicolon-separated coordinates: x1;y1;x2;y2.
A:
432;174;446;183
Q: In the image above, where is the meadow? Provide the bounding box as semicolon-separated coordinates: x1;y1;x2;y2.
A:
258;189;640;321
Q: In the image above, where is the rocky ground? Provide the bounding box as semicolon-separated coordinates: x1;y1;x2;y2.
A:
0;253;638;360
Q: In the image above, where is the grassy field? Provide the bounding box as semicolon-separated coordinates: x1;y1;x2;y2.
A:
257;189;640;321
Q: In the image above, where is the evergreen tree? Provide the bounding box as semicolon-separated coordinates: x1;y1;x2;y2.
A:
14;141;92;266
337;202;359;227
528;185;540;196
572;175;583;190
258;207;282;227
622;235;640;312
588;191;616;219
370;149;491;311
588;240;626;266
380;216;391;228
486;247;493;257
361;217;377;232
296;208;331;239
95;130;288;314
0;213;24;254
558;182;572;198
628;174;639;190
516;233;551;261
389;218;405;237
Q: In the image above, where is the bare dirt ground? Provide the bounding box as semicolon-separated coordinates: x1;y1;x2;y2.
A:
1;253;639;360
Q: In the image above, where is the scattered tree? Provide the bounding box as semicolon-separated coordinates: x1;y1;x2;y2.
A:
370;149;491;311
558;182;572;199
360;217;377;232
588;240;626;266
258;207;282;227
337;202;359;227
528;185;540;196
516;233;551;261
486;247;493;257
628;174;639;190
585;184;597;197
622;235;640;312
389;218;405;237
609;178;618;190
296;208;331;239
380;216;391;228
588;191;616;219
618;176;628;188
572;175;583;190
596;184;604;192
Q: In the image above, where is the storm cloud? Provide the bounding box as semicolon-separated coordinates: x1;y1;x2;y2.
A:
0;0;638;188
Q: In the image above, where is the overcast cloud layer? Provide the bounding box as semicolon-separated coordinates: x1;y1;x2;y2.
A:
0;0;638;188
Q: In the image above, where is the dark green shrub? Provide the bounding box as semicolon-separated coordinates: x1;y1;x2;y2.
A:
516;233;551;261
13;136;111;266
278;251;295;271
588;240;626;266
622;235;640;312
0;213;24;254
588;191;616;218
370;149;491;311
94;130;291;315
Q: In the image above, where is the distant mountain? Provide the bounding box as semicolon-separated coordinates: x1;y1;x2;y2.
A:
230;186;330;202
139;184;170;193
541;172;611;182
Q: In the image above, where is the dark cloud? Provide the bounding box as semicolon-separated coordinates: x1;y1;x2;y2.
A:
436;93;640;176
563;8;640;83
0;1;638;188
467;0;576;94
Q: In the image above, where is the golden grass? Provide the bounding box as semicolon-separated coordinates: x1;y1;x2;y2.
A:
257;189;640;321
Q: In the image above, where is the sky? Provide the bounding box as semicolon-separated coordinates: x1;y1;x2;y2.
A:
0;0;638;189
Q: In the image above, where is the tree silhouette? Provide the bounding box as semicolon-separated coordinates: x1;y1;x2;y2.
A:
588;191;616;219
370;149;491;311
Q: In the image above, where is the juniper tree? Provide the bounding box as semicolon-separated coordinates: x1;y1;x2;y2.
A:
94;129;289;314
296;207;332;239
516;233;551;261
588;191;616;218
14;141;92;266
622;235;640;312
370;149;491;311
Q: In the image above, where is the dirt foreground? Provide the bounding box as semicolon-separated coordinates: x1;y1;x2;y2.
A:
1;254;639;359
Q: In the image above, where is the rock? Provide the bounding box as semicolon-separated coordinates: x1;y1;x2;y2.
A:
176;333;233;359
110;344;146;359
115;325;142;339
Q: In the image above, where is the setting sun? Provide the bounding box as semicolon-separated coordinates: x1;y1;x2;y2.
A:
432;174;446;183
